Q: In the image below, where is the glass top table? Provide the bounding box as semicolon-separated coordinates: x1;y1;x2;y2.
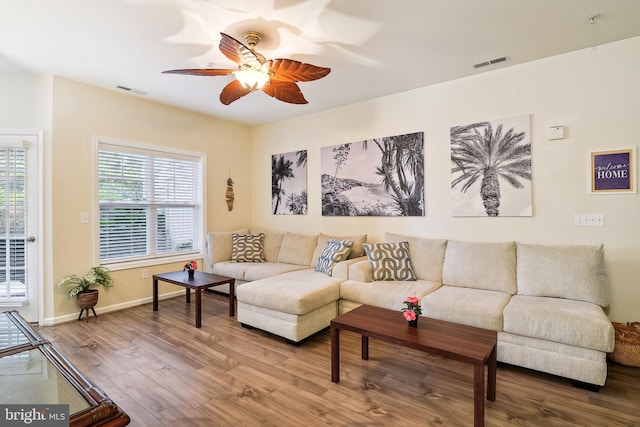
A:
0;311;130;426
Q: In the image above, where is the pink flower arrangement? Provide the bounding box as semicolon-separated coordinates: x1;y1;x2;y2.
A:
402;295;422;321
183;260;198;272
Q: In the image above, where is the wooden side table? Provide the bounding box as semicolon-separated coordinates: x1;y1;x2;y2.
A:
152;271;235;328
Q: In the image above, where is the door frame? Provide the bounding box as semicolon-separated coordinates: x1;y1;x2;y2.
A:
0;129;44;324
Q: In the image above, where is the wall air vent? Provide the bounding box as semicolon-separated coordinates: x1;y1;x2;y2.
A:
473;56;509;69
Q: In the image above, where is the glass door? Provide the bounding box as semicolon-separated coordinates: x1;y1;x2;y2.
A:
0;131;40;322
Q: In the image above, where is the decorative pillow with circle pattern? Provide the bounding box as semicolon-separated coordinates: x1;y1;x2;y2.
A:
231;233;266;263
315;239;354;275
363;241;417;281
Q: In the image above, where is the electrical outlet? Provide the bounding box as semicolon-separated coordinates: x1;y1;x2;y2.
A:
574;213;605;227
142;269;149;279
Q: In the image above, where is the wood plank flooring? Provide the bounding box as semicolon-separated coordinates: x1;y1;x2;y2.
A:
38;293;640;426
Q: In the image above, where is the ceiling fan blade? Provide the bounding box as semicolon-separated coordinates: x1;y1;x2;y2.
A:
267;59;331;82
162;68;235;76
219;32;261;69
262;80;308;104
220;80;252;105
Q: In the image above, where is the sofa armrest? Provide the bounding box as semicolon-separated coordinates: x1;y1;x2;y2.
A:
347;259;372;282
332;256;367;279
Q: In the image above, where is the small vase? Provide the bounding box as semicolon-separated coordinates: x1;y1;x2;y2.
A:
408;318;418;327
187;269;195;279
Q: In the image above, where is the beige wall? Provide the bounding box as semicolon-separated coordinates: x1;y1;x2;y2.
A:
0;73;52;129
48;77;252;322
2;37;639;324
250;37;640;322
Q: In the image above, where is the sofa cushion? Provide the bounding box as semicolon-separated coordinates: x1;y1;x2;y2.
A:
422;286;512;331
206;228;250;265
231;233;266;262
315;239;354;275
363;242;417;281
244;263;309;282
311;233;367;266
236;270;341;316
212;261;308;282
211;261;248;281
340;279;441;311
442;240;517;294
384;233;447;282
277;232;318;266
503;295;614;352
516;243;609;306
262;232;284;262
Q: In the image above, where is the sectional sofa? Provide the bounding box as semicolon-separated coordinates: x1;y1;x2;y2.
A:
204;229;614;387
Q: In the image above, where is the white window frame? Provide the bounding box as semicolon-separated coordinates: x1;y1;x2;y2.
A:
95;137;206;270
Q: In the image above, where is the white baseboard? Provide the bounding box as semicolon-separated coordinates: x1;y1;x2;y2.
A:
42;290;185;326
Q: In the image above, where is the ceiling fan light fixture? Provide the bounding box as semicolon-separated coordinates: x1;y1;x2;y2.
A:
163;32;330;105
234;69;270;90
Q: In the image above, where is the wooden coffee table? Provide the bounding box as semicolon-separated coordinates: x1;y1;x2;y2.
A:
152;271;235;328
330;305;497;427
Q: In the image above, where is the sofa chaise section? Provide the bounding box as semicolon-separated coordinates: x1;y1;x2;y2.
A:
237;269;343;343
206;229;367;343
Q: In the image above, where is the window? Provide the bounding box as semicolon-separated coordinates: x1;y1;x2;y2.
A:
97;138;204;265
0;146;27;302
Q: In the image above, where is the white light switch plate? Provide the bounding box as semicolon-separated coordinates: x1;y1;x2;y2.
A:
574;213;604;227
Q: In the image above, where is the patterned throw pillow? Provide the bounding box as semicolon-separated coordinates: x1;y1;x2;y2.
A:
315;239;354;275
231;233;266;263
363;241;417;281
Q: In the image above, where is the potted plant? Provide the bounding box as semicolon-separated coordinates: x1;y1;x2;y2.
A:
57;266;114;320
401;295;422;327
184;260;197;279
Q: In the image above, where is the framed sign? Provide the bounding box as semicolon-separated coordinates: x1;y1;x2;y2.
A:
590;148;635;194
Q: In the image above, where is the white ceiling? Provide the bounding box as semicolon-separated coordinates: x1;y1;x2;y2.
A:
1;0;639;126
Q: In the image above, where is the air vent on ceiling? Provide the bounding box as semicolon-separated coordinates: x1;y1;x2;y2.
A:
116;85;147;95
473;56;509;69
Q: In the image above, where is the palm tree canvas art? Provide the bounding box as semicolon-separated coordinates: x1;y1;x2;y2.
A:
450;115;532;217
272;150;307;215
321;132;424;216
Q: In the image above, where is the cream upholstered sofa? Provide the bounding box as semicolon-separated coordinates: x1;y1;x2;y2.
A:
204;230;367;343
342;233;615;387
205;229;614;387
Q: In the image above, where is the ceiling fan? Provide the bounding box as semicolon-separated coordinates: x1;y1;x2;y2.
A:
163;31;331;105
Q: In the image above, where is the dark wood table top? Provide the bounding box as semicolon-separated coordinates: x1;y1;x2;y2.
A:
152;271;234;288
331;304;496;364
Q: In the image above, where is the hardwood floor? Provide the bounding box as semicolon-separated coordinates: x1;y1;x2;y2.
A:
38;293;640;426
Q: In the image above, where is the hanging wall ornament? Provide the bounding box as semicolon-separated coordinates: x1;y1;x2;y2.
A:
225;175;235;211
